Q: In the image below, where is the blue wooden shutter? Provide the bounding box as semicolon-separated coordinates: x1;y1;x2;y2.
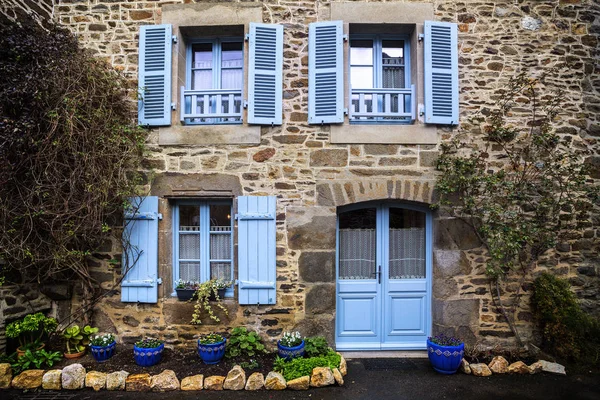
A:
122;196;160;303
308;21;344;124
424;21;459;125
237;196;276;305
248;23;283;125
138;25;172;126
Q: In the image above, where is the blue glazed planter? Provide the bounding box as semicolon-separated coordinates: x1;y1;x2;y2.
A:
197;339;226;365
277;340;305;360
427;339;464;374
133;343;164;367
90;341;116;363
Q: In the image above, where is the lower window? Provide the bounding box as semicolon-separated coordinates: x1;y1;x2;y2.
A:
173;201;234;296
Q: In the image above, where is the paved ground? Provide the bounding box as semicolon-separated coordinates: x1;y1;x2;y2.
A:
4;358;599;400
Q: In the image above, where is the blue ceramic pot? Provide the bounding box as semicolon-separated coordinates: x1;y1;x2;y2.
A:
133;343;164;367
197;339;226;364
427;339;464;374
90;341;116;363
277;340;305;360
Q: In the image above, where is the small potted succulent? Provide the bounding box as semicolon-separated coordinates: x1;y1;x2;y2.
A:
197;333;226;364
63;325;99;359
89;333;117;363
426;333;464;374
277;331;305;360
6;312;58;357
175;280;200;301
133;337;165;367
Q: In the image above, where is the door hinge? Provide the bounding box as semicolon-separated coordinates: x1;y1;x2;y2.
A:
418;33;424;42
157;278;163;285
172;35;178;43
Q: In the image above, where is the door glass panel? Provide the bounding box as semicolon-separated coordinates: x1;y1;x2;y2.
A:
388;208;425;279
338;208;376;280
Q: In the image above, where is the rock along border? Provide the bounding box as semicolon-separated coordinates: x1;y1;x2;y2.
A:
0;353;348;392
460;357;566;376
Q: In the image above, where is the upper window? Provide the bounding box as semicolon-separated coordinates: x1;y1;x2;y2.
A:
182;38;244;125
174;201;234;296
349;35;411;123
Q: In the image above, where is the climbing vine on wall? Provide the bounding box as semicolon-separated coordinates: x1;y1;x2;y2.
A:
435;71;599;346
0;17;146;312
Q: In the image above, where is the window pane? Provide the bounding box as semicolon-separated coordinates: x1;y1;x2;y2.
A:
211;262;231;281
382;40;405;89
351;66;373;89
192;43;212;90
209;205;231;231
338;208;376;280
180;206;200;231
388;208;425;280
210;234;231;259
180;261;200;282
180;234;200;259
350;40;373;65
221;41;243;89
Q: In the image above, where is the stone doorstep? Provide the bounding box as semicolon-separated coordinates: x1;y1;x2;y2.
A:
341;351;428;359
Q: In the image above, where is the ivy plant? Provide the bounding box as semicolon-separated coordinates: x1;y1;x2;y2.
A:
435;71;599;346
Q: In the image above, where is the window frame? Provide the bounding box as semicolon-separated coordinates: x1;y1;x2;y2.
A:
171;200;234;298
183;36;245;126
348;33;412;124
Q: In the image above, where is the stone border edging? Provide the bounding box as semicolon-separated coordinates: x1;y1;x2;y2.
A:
460;357;566;376
0;353;348;391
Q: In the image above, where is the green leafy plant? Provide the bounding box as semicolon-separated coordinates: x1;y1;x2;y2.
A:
279;331;302;347
11;349;62;374
63;325;98;354
435;71;599;346
532;273;600;365
191;279;232;324
240;359;260;370
89;334;115;347
225;327;267;359
273;351;341;381
134;337;163;348
6;312;58;351
198;333;225;345
175;280;200;290
304;336;331;358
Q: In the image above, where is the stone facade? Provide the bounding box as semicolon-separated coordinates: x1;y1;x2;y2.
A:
3;0;598;352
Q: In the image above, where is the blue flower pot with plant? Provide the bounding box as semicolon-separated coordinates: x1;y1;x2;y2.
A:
277;331;305;360
427;333;464;374
197;334;226;364
134;337;165;367
89;334;116;363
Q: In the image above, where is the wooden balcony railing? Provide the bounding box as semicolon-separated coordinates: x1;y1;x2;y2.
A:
350;85;415;122
180;87;243;124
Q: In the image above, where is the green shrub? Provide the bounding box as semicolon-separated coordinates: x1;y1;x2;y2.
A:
225;327;267;359
304;336;331;358
273;350;341;381
532;272;600;365
11;349;62;374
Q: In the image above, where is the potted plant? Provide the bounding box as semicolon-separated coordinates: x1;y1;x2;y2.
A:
426;333;464;374
175;280;200;301
133;337;164;367
197;333;226;364
191;279;232;324
5;312;58;357
63;325;98;359
277;331;305;360
89;333;116;363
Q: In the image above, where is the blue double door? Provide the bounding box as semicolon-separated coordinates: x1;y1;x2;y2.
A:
335;203;432;350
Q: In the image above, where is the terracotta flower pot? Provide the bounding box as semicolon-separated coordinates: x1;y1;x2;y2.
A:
64;349;86;359
17;343;45;358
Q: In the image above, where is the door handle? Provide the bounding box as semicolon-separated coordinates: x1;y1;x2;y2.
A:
372;266;381;284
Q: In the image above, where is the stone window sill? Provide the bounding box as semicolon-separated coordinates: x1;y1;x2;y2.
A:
330;123;438;144
158;124;261;145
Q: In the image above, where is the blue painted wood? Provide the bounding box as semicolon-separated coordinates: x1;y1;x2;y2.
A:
248;23;283;125
122;196;160;303
335;203;432;351
138;25;172;126
424;21;458;125
237;196;276;305
308;21;344;124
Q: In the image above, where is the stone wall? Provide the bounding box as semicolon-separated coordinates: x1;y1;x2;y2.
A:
1;0;54;24
21;0;600;350
0;285;53;353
